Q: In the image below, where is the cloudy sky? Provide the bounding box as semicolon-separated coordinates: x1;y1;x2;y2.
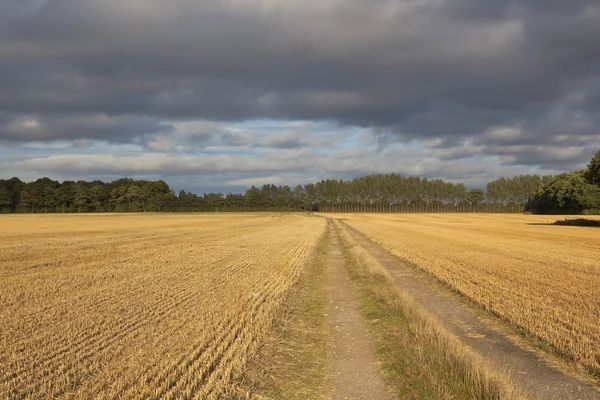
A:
1;0;599;193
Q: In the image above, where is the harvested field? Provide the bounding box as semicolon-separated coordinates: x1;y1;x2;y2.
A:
333;213;600;378
0;213;326;399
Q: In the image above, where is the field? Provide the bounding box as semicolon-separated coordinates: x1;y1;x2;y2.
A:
2;212;599;399
0;213;326;399
334;213;600;377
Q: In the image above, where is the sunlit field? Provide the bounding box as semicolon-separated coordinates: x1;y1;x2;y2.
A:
2;212;599;399
331;213;600;377
0;213;326;399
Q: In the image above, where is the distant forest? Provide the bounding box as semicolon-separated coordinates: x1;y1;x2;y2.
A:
2;150;599;214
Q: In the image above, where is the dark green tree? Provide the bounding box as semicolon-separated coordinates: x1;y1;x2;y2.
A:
585;149;600;186
528;172;600;214
73;186;91;213
467;188;485;209
0;183;11;212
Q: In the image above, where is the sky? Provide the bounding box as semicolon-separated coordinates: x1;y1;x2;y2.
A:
1;0;599;193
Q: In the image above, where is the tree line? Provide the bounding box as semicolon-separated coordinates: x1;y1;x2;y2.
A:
526;149;600;214
2;149;599;214
0;175;526;213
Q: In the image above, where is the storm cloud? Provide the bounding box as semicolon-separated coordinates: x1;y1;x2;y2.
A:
1;0;599;190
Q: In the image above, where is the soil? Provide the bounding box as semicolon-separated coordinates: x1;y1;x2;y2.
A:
338;220;600;400
328;223;395;400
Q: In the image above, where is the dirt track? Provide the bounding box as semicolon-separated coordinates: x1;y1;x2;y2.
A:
335;219;600;400
328;222;394;400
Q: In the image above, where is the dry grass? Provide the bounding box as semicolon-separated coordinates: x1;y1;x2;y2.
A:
0;213;326;399
333;213;600;378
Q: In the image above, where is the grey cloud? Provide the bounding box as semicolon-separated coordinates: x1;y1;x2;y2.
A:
260;131;307;149
1;151;317;176
1;139;569;190
140;121;228;151
0;112;171;143
1;0;599;174
490;144;588;166
221;131;257;147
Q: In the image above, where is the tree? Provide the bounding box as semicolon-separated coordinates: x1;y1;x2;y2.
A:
38;178;59;212
467;188;485;209
142;180;171;211
126;186;143;211
18;186;33;212
3;163;597;215
89;185;107;211
585;149;600;186
74;186;91;212
110;186;128;212
5;177;25;212
56;181;76;212
528;172;600;214
0;183;11;212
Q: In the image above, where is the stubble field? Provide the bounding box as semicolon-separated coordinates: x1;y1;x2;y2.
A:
0;213;326;399
2;212;599;399
334;213;600;378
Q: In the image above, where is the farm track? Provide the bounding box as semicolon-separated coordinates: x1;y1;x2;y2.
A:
0;214;326;399
334;219;600;400
328;221;394;400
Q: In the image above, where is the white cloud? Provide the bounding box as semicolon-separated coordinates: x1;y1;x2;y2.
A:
225;176;285;186
483;126;523;142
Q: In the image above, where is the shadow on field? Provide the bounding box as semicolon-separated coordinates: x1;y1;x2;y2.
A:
527;218;600;227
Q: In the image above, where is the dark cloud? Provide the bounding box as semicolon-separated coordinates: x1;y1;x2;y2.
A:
0;112;171;142
1;0;599;184
259;131;308;149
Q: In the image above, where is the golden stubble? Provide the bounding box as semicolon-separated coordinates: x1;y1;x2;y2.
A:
0;213;326;399
335;213;600;377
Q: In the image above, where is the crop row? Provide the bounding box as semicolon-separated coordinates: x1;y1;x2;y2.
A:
0;214;325;399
